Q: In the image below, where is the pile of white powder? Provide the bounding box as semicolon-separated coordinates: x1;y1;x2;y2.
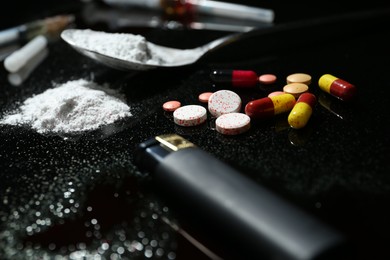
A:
67;29;163;65
0;79;132;134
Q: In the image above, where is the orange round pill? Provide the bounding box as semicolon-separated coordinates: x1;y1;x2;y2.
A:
198;92;213;103
258;74;277;85
286;73;312;85
283;83;309;98
163;100;181;112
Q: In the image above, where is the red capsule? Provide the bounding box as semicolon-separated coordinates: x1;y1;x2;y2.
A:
210;70;258;88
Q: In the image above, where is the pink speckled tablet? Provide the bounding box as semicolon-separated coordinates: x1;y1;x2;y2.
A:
259;74;277;85
208;90;242;117
163;100;181;112
173;105;207;127
198;92;213;103
215;112;250;135
268;91;285;97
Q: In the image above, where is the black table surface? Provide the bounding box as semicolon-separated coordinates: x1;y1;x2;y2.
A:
1;1;390;259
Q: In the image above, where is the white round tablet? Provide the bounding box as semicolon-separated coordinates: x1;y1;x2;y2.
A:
208;90;242;117
173;105;207;127
215;112;250;135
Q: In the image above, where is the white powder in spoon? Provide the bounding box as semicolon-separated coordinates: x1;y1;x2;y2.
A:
68;29;164;65
0;79;132;134
64;29;207;67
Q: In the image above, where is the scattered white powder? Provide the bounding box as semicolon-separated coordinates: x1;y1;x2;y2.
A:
0;79;132;134
68;29;163;65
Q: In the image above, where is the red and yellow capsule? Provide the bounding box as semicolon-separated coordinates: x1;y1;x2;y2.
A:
245;93;296;120
318;74;356;101
288;93;316;129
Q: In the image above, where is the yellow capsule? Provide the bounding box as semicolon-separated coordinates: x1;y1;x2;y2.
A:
318;74;337;93
288;93;316;129
271;93;296;115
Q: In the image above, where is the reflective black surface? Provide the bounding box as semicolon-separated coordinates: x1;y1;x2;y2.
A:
1;1;390;259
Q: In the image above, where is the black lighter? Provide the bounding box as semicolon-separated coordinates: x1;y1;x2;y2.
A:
134;134;349;260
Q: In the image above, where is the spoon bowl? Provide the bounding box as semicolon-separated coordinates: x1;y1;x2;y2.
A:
61;29;242;71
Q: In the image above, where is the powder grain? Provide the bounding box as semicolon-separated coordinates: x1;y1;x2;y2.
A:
0;79;132;133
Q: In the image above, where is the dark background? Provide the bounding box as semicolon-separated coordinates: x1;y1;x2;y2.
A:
1;1;390;259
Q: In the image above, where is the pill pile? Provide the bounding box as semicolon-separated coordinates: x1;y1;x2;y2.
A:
163;70;356;135
163;89;250;135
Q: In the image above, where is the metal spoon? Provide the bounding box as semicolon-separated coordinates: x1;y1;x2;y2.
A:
60;28;243;71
